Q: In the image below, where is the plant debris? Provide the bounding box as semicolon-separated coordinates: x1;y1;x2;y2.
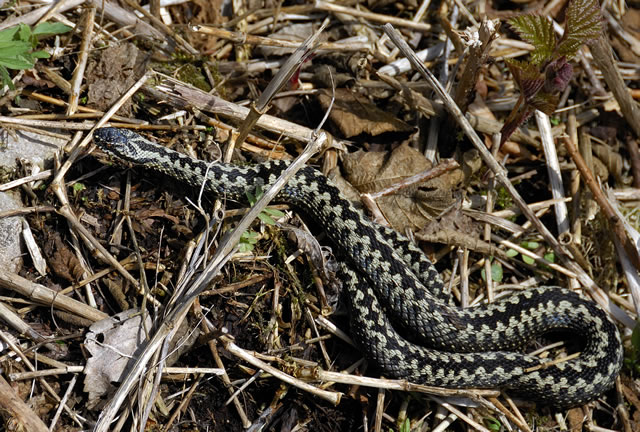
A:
0;1;639;431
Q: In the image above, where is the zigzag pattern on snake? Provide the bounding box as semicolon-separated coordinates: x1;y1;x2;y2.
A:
93;127;623;407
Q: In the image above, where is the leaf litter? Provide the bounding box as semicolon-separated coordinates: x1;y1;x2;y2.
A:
0;1;638;431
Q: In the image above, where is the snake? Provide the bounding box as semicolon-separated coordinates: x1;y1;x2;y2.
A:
93;127;623;407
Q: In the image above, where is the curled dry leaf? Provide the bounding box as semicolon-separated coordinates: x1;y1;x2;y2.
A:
286;225;338;292
103;276;129;311
592;143;624;183
45;233;84;283
342;143;475;232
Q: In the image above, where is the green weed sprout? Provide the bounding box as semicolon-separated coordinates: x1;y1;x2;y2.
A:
0;22;71;89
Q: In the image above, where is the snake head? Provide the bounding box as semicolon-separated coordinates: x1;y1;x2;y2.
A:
93;127;157;165
93;127;131;157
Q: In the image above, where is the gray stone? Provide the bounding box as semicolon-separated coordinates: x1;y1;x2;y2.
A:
0;191;24;273
0;128;67;170
0;128;68;273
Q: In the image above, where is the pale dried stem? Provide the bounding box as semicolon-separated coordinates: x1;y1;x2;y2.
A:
67;7;95;115
122;0;198;54
0;0;84;30
0;374;49;432
150;74;347;150
488;397;532;432
0;269;107;322
535;111;570;235
589;36;640;138
230;20;327;159
194;25;369;52
0;330;85;427
315;1;432;32
0;301;49;345
48;374;78;431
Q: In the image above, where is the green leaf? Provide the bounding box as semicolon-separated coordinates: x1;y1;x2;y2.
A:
543;252;555;263
258;212;276;225
484;416;502;432
73;182;86;193
0;55;35;70
631;322;640;354
0;26;21;42
0;65;14;89
481;262;503;283
32;22;72;38
31;50;50;59
399;418;411;432
508;15;556;65
238;242;254;253
241;230;259;243
17;23;32;44
506;248;519;258
528;91;559;115
255;184;264;199
557;0;603;59
245;189;256;206
506;59;544;100
0;41;34;57
491;262;503;282
521;241;539;250
522;254;535;265
263;207;285;218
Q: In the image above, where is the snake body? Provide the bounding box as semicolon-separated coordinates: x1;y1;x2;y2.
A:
94;127;623;407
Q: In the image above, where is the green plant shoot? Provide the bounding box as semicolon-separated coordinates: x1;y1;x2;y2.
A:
500;0;602;145
0;22;71;89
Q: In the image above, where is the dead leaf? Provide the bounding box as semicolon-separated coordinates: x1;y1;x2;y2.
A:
83;309;152;409
286;226;338;285
317;88;413;138
45;233;84;283
342;143;470;232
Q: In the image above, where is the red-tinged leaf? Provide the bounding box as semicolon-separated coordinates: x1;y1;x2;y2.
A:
508;15;555;65
500;94;534;145
506;59;544;100
556;0;603;59
528;91;559;115
544;56;573;93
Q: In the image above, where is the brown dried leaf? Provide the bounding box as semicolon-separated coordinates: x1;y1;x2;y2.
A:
342;143;469;232
286;225;338;285
46;234;84;283
566;407;585;432
317;88;413;138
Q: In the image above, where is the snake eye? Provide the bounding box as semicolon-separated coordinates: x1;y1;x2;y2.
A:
94;127;129;152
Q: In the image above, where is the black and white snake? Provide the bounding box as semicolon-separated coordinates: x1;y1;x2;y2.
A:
94;127;623;407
